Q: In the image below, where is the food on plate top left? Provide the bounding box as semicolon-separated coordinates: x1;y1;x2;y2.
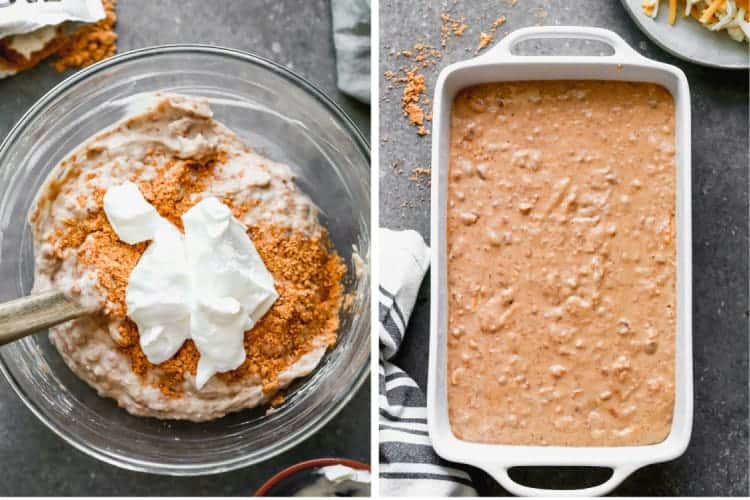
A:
0;0;117;79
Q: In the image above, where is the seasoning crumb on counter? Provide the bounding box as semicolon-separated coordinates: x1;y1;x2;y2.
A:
402;67;429;135
384;8;512;136
384;41;442;135
478;32;493;51
477;16;506;52
441;13;468;47
492;15;508;29
409;167;431;186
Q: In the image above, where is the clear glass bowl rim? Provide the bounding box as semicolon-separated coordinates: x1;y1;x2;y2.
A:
0;44;371;475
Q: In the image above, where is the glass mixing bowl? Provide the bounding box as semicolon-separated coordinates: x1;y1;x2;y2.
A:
0;45;370;475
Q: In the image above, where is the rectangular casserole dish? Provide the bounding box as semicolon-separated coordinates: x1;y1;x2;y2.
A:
427;26;692;497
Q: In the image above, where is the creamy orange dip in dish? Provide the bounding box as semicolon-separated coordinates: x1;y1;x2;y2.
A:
30;94;345;421
446;81;676;446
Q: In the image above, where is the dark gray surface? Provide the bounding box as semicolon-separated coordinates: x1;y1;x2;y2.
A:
0;0;370;496
380;0;749;496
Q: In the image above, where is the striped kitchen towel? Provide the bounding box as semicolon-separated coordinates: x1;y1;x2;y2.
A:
379;228;477;497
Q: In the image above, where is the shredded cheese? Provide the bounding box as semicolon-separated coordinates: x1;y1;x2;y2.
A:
685;0;700;16
700;0;728;23
643;0;660;17
709;0;738;29
669;0;678;23
643;0;749;42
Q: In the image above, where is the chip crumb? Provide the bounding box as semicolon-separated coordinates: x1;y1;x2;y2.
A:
441;13;468;47
477;14;507;53
409;167;432;186
492;16;507;30
402;66;428;132
390;41;443;136
385;10;511;136
478;32;493;52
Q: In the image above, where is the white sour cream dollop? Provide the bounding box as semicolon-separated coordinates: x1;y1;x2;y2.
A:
103;181;279;389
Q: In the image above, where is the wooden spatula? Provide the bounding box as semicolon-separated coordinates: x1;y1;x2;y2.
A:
0;290;87;345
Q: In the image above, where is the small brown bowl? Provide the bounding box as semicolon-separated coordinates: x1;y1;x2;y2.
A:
255;458;370;496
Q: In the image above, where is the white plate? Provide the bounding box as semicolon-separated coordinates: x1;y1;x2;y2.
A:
428;27;693;497
621;0;749;69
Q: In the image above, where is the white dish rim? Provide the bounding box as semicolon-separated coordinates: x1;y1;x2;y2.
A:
427;26;693;497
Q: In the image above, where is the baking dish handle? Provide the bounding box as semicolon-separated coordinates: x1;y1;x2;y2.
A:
484;26;646;64
485;463;639;497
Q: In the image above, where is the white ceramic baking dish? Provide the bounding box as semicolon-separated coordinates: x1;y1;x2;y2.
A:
428;26;692;497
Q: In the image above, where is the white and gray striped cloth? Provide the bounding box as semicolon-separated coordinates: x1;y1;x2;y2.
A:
379;228;477;497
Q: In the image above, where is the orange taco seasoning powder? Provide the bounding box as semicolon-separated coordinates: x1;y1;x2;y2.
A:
48;149;346;398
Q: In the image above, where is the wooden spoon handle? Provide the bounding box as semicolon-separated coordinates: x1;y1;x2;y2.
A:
0;290;86;346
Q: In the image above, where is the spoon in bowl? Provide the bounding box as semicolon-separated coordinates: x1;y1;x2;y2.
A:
0;290;86;345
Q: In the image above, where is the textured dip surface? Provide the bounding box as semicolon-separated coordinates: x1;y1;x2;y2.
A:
446;81;676;446
30;94;345;421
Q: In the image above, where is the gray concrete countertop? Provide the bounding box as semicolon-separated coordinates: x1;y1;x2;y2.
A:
0;0;370;495
380;0;748;496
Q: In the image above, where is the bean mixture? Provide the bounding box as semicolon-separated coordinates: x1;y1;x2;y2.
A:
446;81;676;446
